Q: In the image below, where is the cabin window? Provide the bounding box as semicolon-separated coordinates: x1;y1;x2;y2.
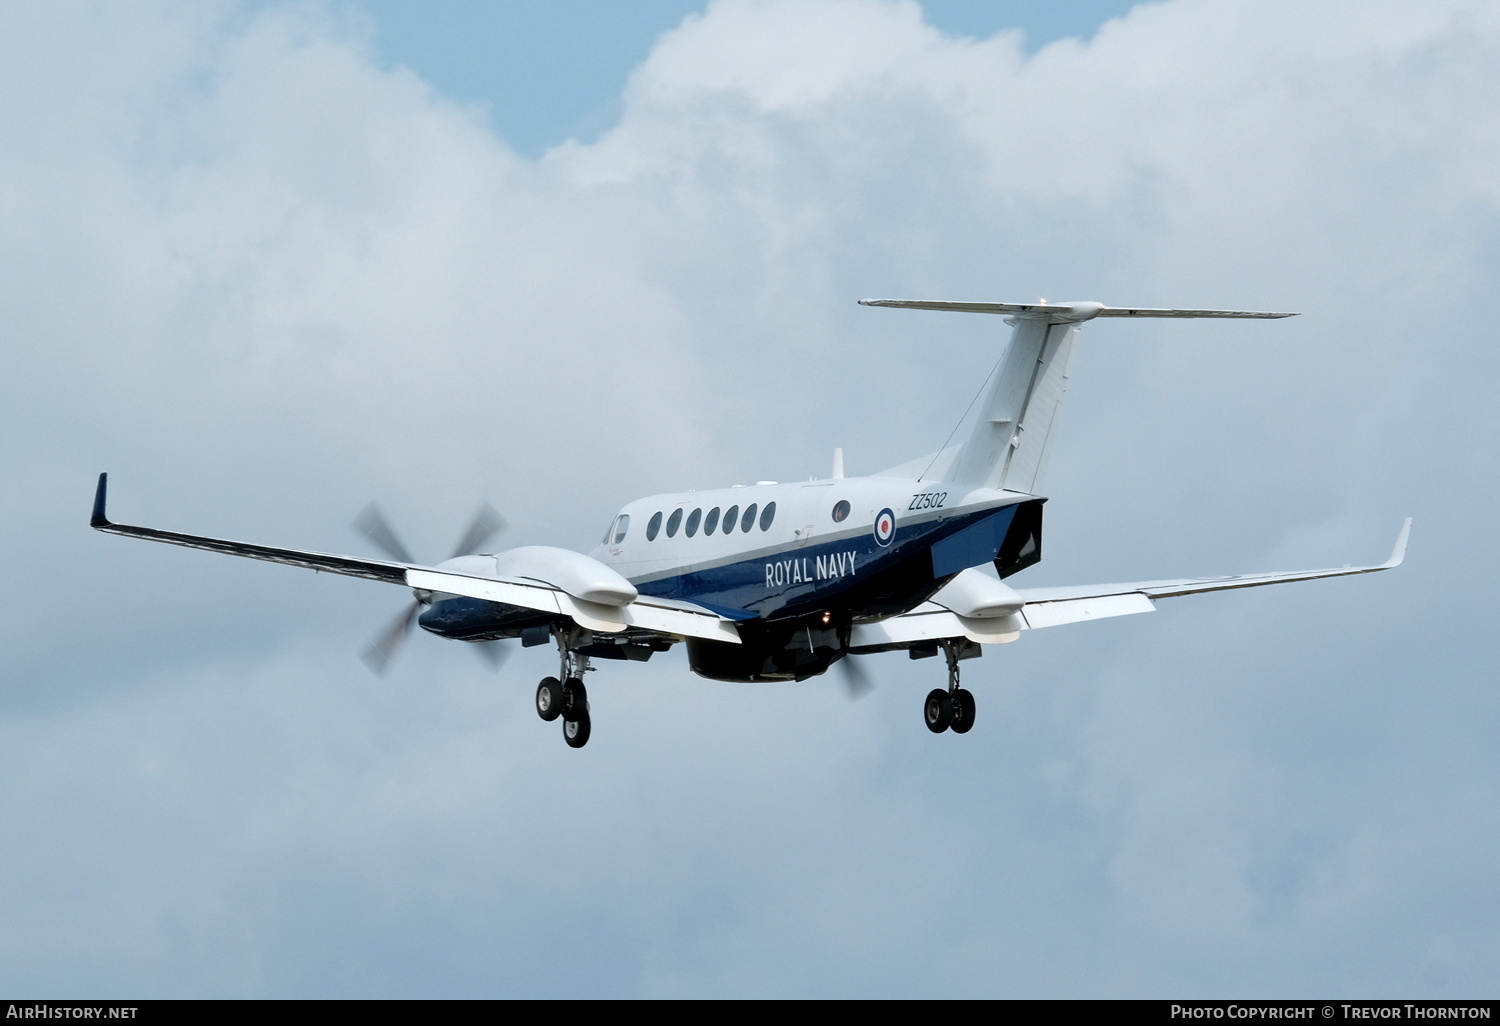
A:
613;515;630;544
760;502;776;531
666;508;683;538
741;503;758;533
831;499;850;523
723;505;739;534
704;507;721;535
685;508;702;537
646;512;662;541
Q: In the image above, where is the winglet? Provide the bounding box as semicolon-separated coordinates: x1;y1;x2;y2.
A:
91;472;111;528
1382;517;1413;569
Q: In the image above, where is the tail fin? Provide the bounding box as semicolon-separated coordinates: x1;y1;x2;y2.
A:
860;300;1295;494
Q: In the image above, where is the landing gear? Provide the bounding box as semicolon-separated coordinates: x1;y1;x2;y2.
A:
541;633;593;748
924;640;977;735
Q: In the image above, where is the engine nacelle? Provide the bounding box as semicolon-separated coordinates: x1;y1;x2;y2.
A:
441;545;638;606
929;567;1023;618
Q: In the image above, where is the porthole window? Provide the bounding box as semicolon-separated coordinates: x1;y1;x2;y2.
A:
646;512;662;540
831;499;850;523
613;515;630;543
704;507;721;535
685;508;702;537
741;503;758;533
666;508;683;538
723;505;739;534
759;501;776;531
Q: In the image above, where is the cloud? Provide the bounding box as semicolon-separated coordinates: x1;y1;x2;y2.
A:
0;0;1497;997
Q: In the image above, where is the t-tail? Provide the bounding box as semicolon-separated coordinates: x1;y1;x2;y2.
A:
860;299;1297;494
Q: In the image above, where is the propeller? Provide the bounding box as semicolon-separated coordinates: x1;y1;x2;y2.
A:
835;651;875;701
447;503;506;560
353;501;510;675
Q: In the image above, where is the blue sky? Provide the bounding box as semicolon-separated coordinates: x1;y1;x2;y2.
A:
347;1;1142;154
1;0;1497;999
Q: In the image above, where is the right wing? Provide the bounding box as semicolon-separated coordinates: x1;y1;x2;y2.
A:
89;474;740;644
851;520;1411;651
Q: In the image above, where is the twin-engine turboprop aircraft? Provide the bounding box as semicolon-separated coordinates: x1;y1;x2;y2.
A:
91;298;1410;748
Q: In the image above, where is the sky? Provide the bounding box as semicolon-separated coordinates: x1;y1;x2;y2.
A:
0;0;1497;999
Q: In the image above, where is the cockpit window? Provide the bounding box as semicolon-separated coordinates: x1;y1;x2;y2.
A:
666;508;683;538
759;502;776;531
723;505;739;534
740;503;758;533
704;507;721;535
831;499;850;523
613;515;630;544
646;511;662;541
685;508;702;537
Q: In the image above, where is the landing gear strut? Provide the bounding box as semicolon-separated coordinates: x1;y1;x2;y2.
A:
536;631;593;748
925;639;975;735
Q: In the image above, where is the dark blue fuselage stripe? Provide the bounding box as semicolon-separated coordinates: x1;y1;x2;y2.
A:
635;503;1018;620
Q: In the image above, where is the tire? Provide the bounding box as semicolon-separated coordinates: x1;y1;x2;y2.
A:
562;677;588;718
924;689;952;733
563;710;592;749
536;677;563;721
951;688;976;734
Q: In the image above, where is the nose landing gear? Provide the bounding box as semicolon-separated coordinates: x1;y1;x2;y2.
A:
924;640;976;735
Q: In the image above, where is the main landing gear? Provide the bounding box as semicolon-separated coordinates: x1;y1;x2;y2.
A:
924;640;976;735
536;636;592;748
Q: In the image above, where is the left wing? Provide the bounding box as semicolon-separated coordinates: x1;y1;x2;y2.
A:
851;519;1411;650
89;473;740;644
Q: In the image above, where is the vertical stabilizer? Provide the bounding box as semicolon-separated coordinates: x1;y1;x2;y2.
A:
947;318;1079;494
859;299;1296;495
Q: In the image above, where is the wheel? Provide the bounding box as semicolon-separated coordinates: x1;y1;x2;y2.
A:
950;688;976;734
536;677;563;721
563;710;592;749
562;677;588;718
924;688;952;733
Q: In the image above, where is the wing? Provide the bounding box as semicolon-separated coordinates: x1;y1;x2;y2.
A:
850;520;1411;651
89;473;740;644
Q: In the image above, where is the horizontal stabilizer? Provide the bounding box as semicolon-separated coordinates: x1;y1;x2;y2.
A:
859;299;1296;323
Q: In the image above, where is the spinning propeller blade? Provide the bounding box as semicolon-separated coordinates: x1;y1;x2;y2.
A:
353;503;415;564
361;599;423;676
470;639;512;671
449;503;507;559
837;653;875;701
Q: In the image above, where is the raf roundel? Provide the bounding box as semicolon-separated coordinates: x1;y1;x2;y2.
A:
873;507;897;547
